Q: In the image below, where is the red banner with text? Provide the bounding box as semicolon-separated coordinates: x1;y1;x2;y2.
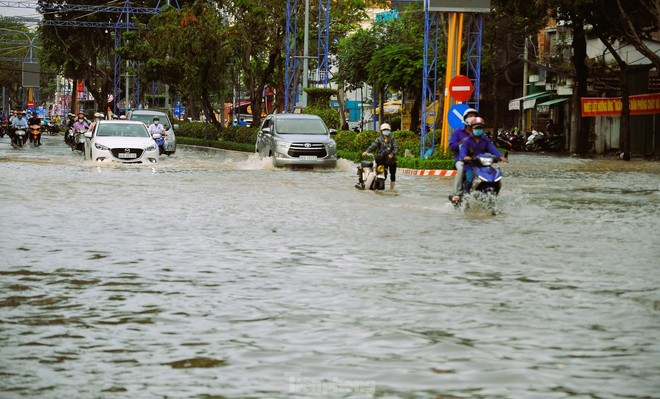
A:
581;93;660;117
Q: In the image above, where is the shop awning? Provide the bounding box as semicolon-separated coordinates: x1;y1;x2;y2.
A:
509;92;551;111
536;98;568;114
536;98;568;107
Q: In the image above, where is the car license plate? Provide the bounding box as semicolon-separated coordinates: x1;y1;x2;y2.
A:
300;155;317;160
118;153;137;159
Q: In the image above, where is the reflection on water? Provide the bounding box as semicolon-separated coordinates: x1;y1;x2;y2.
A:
1;137;659;398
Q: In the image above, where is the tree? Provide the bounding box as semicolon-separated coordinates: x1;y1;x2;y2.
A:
36;0;155;113
121;1;230;129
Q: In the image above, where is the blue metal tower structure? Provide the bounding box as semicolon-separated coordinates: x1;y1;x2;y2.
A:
465;14;483;112
316;0;330;87
1;1;177;112
420;1;439;157
284;0;299;113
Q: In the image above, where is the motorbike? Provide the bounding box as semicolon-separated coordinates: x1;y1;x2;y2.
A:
494;129;513;151
151;132;165;155
355;153;387;191
525;130;545;152
11;127;27;148
29;124;42;146
451;152;507;214
71;128;87;151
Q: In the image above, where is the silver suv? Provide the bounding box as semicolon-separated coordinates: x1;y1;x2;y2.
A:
255;114;337;167
126;109;178;155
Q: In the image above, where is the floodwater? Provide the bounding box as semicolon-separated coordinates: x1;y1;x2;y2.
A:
1;135;659;399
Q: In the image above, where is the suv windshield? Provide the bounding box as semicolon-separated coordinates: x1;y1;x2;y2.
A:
275;119;327;135
131;113;171;129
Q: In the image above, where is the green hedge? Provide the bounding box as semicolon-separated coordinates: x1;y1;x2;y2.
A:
176;122;457;170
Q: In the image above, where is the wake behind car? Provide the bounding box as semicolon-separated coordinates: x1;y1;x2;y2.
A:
126;109;177;155
255;114;337;167
84;120;159;163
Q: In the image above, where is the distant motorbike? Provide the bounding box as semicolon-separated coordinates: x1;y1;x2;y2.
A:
72;128;87;151
452;152;507;214
11;128;27;148
29;124;42;147
151;132;165;155
355;153;387;191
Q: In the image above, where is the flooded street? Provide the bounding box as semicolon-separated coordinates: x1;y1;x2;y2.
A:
1;135;659;398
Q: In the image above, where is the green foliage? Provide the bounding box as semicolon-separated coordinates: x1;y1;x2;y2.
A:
220;125;259;144
303;87;338;108
174;121;219;140
177;136;254;152
303;106;341;130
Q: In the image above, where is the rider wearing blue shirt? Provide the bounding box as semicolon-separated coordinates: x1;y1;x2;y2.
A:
458;117;507;194
449;108;478;200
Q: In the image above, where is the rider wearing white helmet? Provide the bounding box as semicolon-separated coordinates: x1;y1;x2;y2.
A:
362;122;399;190
457;116;507;194
449;108;479;203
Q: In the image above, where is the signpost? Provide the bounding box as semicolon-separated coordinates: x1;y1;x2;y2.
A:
448;75;473;102
448;103;470;129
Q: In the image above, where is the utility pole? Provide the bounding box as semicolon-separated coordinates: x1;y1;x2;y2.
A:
522;35;529;135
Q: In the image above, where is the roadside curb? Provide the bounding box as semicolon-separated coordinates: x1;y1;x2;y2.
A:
400;168;457;177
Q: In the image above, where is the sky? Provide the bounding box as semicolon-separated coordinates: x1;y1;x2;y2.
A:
0;3;42;20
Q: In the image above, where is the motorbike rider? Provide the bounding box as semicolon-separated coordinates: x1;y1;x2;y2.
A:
362;123;399;190
27;111;43;146
449;108;479;202
148;116;166;137
457;116;507;195
71;112;90;135
87;112;104;133
10;110;29;146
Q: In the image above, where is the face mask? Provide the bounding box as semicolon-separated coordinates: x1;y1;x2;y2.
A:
473;129;484;137
382;130;391;136
78;118;83;122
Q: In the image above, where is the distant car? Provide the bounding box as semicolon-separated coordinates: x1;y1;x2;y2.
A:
126;109;177;155
255;114;337;168
83;120;159;164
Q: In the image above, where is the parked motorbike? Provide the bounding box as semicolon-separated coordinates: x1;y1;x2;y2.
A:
525;130;545;152
355;153;387;191
494;129;513;151
451;152;507;214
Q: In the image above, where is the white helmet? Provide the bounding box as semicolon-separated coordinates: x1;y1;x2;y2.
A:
462;108;478;121
94;112;104;119
380;123;391;131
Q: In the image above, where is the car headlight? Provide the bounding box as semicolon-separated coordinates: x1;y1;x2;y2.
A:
95;142;109;150
275;140;290;149
326;141;336;149
145;144;157;151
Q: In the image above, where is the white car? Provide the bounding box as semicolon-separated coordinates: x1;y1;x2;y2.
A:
84;120;160;163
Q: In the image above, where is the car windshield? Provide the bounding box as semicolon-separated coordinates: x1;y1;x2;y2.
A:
131;114;171;129
97;124;150;138
275;119;327;135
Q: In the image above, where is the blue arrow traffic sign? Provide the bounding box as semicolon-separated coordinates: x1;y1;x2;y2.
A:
448;103;470;129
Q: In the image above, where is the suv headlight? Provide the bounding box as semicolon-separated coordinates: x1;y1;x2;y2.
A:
95;142;109;150
275;139;290;149
326;140;336;149
145;144;157;151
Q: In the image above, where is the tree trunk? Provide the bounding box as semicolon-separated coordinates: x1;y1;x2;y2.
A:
337;86;348;130
570;21;589;154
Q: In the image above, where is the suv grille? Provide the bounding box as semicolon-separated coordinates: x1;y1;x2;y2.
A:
288;142;327;158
